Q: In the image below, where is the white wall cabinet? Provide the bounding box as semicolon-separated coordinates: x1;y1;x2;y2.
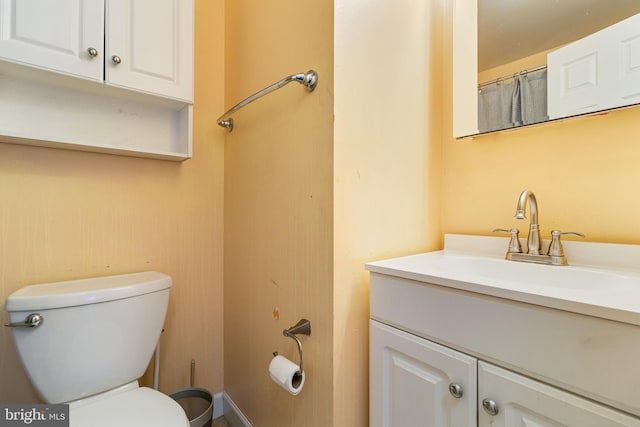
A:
0;0;193;102
106;0;193;102
0;0;193;160
0;0;104;80
369;272;640;426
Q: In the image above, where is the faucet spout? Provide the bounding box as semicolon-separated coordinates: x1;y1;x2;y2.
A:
515;190;542;254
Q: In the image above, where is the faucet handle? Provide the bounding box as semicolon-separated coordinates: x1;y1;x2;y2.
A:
547;230;585;257
493;228;523;254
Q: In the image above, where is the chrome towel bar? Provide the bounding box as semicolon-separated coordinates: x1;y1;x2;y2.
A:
216;70;318;132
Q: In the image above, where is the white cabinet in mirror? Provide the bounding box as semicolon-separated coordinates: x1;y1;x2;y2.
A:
453;0;640;139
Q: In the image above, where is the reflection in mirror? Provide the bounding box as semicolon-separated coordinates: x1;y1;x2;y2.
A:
454;0;640;138
478;0;640;72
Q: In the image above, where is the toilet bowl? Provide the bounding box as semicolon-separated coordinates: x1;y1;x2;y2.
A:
4;271;189;427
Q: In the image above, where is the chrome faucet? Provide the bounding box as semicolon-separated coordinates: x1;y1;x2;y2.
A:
494;190;585;266
515;189;542;255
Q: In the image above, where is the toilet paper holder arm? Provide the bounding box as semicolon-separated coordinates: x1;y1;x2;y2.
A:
284;318;311;337
280;318;311;374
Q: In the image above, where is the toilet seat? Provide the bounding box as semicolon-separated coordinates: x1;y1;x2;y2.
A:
69;386;189;427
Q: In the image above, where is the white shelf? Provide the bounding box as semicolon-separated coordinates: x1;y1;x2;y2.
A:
0;63;192;161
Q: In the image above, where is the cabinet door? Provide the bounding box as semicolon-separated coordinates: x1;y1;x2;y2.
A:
370;320;477;427
0;0;104;80
479;361;640;427
106;0;193;102
547;13;640;119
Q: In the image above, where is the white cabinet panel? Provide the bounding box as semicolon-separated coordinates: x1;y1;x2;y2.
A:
479;361;640;427
370;320;477;427
107;0;193;102
0;0;104;80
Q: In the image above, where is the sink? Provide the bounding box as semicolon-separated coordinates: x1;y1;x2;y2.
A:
433;255;634;291
365;234;640;326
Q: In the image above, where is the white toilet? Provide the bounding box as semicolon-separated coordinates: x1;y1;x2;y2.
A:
4;271;190;427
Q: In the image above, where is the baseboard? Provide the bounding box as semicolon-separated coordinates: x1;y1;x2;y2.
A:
212;392;224;419
222;392;253;427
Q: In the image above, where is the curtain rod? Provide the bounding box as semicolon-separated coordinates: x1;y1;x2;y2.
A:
478;64;547;89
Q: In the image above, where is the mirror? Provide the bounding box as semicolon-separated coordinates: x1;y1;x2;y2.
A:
453;0;640;138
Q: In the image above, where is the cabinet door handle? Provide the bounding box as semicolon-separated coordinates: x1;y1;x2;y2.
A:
448;383;463;398
111;55;122;65
87;47;98;58
482;398;499;416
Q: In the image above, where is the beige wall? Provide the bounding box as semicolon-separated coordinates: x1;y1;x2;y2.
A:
224;0;445;426
443;0;640;245
223;1;334;426
0;0;225;403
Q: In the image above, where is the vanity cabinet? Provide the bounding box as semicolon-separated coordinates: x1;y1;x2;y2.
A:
0;0;193;160
478;361;640;426
0;0;193;102
371;319;640;427
370;320;477;427
369;269;640;426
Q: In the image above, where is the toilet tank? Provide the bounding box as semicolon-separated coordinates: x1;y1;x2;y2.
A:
4;272;172;404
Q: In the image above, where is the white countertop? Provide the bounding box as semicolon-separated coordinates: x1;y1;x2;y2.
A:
366;234;640;326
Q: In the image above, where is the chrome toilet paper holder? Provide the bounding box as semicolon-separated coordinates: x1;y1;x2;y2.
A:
274;318;311;374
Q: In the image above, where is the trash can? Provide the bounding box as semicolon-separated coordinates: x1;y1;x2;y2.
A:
169;359;213;427
170;387;213;427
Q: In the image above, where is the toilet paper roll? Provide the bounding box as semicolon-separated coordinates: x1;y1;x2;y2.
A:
269;355;305;395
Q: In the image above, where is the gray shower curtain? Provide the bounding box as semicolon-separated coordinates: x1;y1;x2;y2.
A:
478;70;548;133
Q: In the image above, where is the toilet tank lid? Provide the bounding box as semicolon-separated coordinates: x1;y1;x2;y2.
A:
5;272;172;311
